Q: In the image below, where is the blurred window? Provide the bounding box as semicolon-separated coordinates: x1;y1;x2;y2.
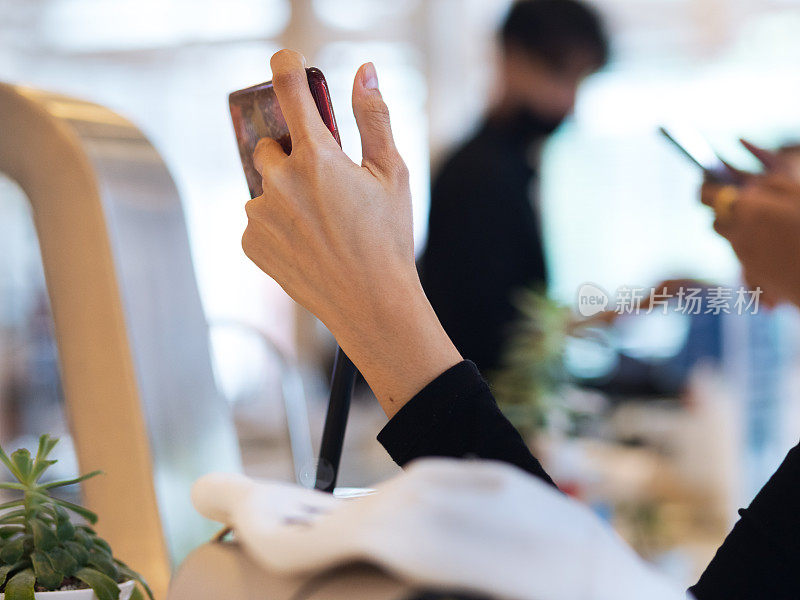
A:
312;0;420;30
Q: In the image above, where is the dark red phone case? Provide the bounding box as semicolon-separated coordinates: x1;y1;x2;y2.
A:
229;67;341;198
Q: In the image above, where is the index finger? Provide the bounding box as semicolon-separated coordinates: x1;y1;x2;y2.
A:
270;50;329;146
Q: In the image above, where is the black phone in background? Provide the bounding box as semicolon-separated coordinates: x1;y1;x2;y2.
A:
659;126;738;184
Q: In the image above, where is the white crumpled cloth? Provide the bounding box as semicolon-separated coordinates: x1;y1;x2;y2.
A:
192;458;689;600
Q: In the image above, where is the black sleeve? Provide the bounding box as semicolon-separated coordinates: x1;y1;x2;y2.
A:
689;440;800;599
377;360;556;487
379;361;800;598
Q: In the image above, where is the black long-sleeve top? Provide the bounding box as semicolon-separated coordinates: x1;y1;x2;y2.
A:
419;122;548;374
378;360;800;599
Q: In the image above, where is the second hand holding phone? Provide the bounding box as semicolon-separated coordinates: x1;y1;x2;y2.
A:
229;68;357;493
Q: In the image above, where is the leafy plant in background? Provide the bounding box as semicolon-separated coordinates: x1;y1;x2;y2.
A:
490;288;573;437
0;435;153;600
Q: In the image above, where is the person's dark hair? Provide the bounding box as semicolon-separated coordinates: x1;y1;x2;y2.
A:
500;0;609;70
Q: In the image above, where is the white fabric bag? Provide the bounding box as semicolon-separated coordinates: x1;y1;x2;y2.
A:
192;458;689;600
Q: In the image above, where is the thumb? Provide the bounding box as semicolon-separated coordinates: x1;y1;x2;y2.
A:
352;62;403;179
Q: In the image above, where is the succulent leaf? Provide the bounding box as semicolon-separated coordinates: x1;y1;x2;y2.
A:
0;509;27;525
75;529;94;551
115;562;155;600
88;549;119;580
63;541;89;567
9;450;33;484
50;498;98;524
30;435;60;482
40;470;102;490
130;585;145;600
31;550;63;590
75;567;121;600
0;536;25;564
0;525;24;539
34;435;58;463
29;460;57;483
0;483;25;492
0;443;24;483
0;500;24;512
52;506;75;542
4;567;35;600
0;563;16;587
46;545;79;579
31;519;58;552
93;537;113;556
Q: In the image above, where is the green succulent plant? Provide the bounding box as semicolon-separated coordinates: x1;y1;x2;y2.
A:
0;435;153;600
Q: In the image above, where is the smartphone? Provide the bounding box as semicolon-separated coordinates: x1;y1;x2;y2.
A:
229;67;341;198
659;125;737;184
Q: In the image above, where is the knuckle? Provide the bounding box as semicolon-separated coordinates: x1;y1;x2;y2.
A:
272;69;305;92
380;153;408;184
363;96;391;126
366;149;407;183
392;156;410;182
298;138;325;159
292;141;334;176
263;160;287;184
286;131;321;159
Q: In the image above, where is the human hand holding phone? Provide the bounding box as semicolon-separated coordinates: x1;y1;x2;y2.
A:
700;174;800;307
241;50;461;416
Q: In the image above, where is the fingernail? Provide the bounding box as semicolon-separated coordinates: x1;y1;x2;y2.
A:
362;62;379;91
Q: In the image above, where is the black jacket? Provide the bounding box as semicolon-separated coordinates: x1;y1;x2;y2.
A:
420;122;548;374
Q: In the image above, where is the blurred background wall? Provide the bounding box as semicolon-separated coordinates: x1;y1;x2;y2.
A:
3;0;800;350
3;0;800;348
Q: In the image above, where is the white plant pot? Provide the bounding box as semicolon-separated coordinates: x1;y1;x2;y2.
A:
1;580;135;600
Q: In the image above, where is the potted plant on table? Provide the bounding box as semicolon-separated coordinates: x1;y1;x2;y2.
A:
0;435;153;600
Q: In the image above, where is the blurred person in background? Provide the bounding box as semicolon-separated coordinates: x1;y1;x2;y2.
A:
419;0;609;376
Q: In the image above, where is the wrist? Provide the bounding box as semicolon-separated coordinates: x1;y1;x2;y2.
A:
327;270;462;417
